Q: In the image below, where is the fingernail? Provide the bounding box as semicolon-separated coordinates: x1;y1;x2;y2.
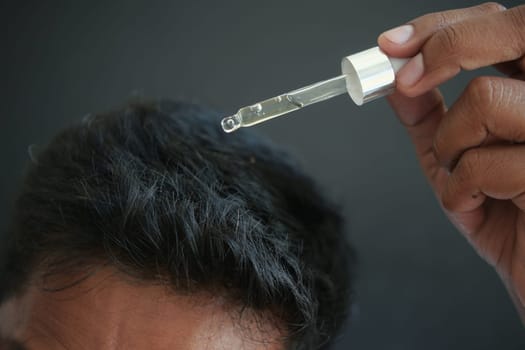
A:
397;53;424;87
381;25;414;45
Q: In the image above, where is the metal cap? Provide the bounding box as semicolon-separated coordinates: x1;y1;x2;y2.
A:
341;46;408;105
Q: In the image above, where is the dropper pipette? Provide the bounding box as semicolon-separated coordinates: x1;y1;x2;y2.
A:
221;47;409;133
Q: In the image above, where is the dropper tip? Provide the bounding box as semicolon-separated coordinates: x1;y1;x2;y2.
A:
221;114;242;133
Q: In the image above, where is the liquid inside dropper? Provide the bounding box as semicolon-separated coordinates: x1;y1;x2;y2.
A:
221;75;347;133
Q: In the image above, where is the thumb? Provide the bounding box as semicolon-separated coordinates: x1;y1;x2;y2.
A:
387;89;448;193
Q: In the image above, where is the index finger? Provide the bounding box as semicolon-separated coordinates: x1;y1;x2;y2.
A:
378;2;506;58
395;5;525;97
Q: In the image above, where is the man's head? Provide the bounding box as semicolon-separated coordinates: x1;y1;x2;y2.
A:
0;100;354;349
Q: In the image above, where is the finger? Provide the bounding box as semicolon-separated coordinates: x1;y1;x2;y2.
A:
442;145;525;276
433;77;525;169
381;3;507;196
387;89;449;193
442;145;525;214
397;5;525;96
378;2;506;58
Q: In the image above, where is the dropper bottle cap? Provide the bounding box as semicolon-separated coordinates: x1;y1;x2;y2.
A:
341;47;408;105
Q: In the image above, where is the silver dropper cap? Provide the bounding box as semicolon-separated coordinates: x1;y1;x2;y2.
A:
341;47;408;105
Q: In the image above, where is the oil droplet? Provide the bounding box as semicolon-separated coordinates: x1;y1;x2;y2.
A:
221;114;242;133
250;103;263;115
285;94;304;108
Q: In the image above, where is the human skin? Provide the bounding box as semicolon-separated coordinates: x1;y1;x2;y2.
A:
0;268;284;349
4;4;525;346
378;3;525;322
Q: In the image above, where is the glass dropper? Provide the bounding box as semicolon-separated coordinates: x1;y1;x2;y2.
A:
221;47;409;133
221;75;347;133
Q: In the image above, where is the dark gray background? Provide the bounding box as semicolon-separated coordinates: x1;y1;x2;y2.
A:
2;0;525;348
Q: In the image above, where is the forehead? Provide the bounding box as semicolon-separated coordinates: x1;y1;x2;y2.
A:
0;268;285;350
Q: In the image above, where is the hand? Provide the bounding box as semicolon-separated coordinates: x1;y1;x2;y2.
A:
378;3;525;322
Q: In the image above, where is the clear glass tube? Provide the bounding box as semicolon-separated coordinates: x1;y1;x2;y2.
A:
221;75;347;133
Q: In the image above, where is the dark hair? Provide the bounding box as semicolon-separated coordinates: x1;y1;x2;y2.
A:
1;100;355;349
